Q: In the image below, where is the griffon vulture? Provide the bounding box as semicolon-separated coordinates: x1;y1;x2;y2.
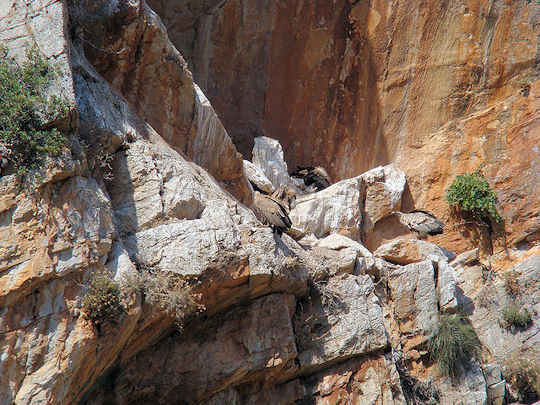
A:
291;166;331;191
251;183;292;235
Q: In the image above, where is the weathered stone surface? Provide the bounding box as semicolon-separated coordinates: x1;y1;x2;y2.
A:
294;274;387;373
451;248;480;267
243;159;274;194
362;165;406;233
437;360;488;405
152;0;540;252
374;238;455;265
437;259;459;312
69;0;251;204
289;176;363;240
387;260;439;351
101;294;298;404
298;354;406;405
252;136;302;192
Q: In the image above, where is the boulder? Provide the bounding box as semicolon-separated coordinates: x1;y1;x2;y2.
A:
243;159;274;194
294;274;388;373
387;260;439;351
289;176;363;240
252;136;303;192
361;164;406;232
374;238;455;265
437;259;459;312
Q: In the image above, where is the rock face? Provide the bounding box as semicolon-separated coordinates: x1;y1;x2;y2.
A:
0;1;539;405
149;0;540;253
69;0;252;205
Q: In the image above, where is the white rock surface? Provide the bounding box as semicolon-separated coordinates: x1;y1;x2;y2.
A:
361;164;406;232
243;159;274;194
252;136;302;191
436;259;459;312
387;260;439;350
295;274;388;372
289;176;363;240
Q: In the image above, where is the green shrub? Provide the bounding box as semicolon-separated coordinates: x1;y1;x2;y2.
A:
0;44;68;174
82;272;123;326
446;171;503;225
429;313;481;379
505;352;540;403
501;305;532;329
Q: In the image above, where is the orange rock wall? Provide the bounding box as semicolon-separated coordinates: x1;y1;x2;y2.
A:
150;0;539;253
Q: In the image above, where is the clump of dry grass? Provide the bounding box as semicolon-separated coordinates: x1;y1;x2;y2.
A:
123;269;204;329
82;271;123;326
504;352;540;403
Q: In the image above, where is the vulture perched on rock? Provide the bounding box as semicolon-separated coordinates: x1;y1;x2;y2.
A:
291;166;331;191
393;210;445;238
272;185;297;210
251;183;292;235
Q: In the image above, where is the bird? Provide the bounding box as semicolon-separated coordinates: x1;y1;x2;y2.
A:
272;184;297;211
250;182;292;235
392;210;445;238
291;166;331;191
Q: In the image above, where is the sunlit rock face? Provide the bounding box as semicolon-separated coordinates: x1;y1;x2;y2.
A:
149;0;539;253
0;1;539;405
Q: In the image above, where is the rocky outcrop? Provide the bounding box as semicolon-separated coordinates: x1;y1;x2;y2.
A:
0;1;539;405
69;0;251;205
149;0;540;254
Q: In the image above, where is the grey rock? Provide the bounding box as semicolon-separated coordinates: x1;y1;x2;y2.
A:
243;159;274;194
295;274;388;373
289;176;363;240
451;248;480;267
437;259;459;312
361;164;406;232
387;260;439;350
252;136;302;192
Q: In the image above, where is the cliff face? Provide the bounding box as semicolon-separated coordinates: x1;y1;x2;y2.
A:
150;0;539;252
0;1;538;404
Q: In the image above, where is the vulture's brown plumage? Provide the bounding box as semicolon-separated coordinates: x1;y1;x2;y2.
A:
252;190;292;235
291;166;331;191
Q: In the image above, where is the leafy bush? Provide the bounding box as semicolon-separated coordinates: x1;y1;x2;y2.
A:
446;171;503;225
82;272;123;326
501;305;532;329
505;352;540;403
0;44;68;174
429;313;481;379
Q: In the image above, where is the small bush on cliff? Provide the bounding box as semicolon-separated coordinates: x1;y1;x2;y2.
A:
446;171;504;226
504;271;521;297
123;269;203;330
504;352;540;403
429;313;481;379
0;44;68;174
501;304;532;330
82;272;123;327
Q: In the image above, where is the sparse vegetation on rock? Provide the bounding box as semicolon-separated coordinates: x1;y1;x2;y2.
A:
504;271;521;297
429;313;481;379
124;269;203;330
501;304;532;330
0;44;68;174
504;352;540;403
82;272;123;327
446;171;504;225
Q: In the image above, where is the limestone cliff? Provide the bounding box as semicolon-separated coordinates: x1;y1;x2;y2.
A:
0;1;538;405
